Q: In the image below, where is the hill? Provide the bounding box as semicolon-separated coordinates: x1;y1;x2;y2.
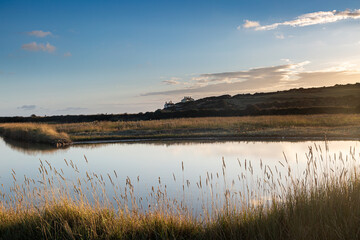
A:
164;83;360;115
1;83;360;123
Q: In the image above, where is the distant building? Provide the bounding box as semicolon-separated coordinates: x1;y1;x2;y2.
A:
164;101;175;109
181;96;194;103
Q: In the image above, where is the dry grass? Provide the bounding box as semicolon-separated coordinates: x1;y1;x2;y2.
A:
1;115;359;144
0;123;71;147
1;143;360;239
52;114;360;141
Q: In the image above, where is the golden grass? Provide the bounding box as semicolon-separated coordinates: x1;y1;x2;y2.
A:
1;114;359;144
0;123;71;147
52;114;360;141
1;143;360;239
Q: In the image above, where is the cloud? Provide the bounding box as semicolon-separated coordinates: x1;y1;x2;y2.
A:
242;20;260;29
22;42;56;53
275;33;285;39
63;52;72;57
142;62;360;96
17;105;36;111
244;9;360;31
27;30;52;38
162;77;181;85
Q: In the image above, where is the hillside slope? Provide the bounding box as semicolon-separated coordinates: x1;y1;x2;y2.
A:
1;83;360;123
164;83;360;114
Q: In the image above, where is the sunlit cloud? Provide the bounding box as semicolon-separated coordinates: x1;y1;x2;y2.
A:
27;30;52;38
243;9;360;31
241;20;260;29
143;62;360;97
22;42;56;53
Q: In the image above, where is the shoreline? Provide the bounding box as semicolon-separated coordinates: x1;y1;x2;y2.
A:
71;135;360;145
2;114;360;147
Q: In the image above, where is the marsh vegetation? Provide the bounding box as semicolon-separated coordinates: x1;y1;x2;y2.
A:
55;114;360;142
1;114;359;146
0;123;71;147
0;143;359;239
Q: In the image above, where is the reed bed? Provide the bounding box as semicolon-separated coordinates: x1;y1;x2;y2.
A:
52;114;360;141
0;123;71;147
0;142;360;239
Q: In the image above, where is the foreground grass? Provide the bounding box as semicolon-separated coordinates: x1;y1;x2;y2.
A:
53;114;360;141
0;144;360;239
0;123;71;147
2;183;360;239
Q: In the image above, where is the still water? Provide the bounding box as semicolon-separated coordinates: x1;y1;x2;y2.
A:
0;138;359;214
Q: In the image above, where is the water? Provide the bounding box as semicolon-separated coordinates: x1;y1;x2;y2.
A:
0;137;359;214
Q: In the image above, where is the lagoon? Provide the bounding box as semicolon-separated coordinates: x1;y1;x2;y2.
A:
0;138;359;214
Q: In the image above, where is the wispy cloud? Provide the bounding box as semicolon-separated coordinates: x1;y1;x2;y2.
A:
22;42;56;53
274;33;285;39
63;52;72;57
243;9;360;31
162;77;181;85
27;30;52;38
142;62;360;96
17;105;36;111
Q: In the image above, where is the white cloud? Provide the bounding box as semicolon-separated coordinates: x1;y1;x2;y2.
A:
27;30;52;38
242;20;260;29
64;51;72;57
275;33;285;39
244;9;360;31
22;42;56;53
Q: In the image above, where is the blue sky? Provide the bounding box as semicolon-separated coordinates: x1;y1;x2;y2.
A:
1;0;360;116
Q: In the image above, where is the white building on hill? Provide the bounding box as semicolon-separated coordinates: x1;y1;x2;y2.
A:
181;96;194;103
164;101;175;109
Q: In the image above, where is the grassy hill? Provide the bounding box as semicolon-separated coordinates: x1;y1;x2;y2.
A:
164;83;360;115
1;83;360;123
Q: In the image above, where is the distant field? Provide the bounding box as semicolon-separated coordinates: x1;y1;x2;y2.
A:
53;114;360;142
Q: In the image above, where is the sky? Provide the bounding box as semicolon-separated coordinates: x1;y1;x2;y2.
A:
1;0;360;116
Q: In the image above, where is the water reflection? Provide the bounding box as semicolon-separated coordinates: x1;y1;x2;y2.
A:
2;137;70;156
0;137;359;214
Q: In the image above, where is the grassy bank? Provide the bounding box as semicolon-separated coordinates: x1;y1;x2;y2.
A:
1;114;359;145
0;123;71;147
0;145;359;239
53;114;360;142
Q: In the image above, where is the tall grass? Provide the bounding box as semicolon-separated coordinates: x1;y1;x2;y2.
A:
1;143;360;239
53;114;360;141
0;123;71;147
